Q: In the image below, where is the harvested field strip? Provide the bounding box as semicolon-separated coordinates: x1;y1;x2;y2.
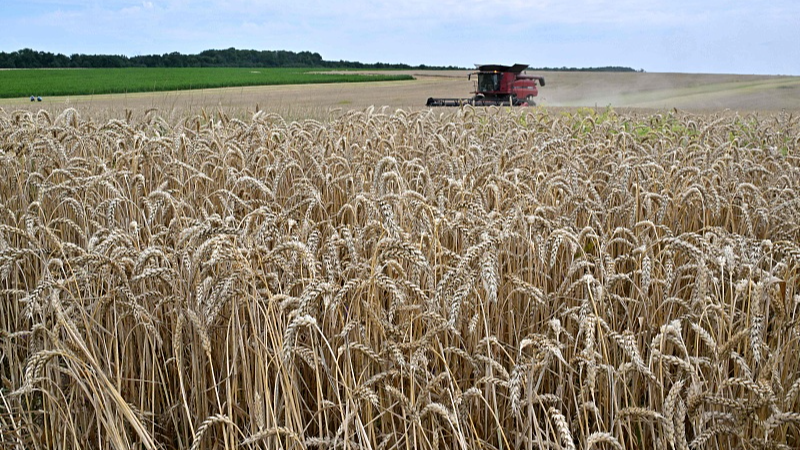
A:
596;78;800;107
0;106;799;449
654;78;795;98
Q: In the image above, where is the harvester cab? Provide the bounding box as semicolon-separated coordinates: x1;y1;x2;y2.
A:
427;64;545;107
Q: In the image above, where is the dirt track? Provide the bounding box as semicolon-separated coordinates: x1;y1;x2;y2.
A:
2;70;799;118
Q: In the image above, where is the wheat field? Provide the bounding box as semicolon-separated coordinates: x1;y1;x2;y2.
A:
1;105;799;450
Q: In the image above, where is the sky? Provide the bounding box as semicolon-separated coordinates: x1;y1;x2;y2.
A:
1;0;798;75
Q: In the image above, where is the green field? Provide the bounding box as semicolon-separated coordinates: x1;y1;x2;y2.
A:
0;67;414;98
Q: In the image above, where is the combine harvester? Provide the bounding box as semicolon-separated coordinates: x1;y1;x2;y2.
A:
426;64;545;107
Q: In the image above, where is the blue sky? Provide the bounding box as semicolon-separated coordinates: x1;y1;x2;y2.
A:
1;0;798;75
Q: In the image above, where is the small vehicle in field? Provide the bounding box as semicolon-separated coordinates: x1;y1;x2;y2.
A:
426;64;545;107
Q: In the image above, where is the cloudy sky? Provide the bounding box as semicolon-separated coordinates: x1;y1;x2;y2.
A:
2;0;798;75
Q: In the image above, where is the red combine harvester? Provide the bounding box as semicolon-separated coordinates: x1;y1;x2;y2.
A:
426;64;545;107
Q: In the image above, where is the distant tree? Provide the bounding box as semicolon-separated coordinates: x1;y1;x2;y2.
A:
527;65;639;72
6;47;625;71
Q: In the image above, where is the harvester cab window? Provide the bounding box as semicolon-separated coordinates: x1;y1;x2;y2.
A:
478;73;500;92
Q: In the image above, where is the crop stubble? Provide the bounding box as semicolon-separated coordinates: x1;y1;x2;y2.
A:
0;105;799;449
4;71;800;113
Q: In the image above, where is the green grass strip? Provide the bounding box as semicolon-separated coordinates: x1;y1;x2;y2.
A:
0;67;413;99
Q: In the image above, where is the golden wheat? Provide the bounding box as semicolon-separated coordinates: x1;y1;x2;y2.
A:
0;105;798;449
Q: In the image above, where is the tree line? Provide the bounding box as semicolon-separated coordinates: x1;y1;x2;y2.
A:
0;48;639;72
531;66;642;72
0;48;441;69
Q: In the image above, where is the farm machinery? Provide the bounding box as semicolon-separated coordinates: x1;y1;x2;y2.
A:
426;64;545;107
